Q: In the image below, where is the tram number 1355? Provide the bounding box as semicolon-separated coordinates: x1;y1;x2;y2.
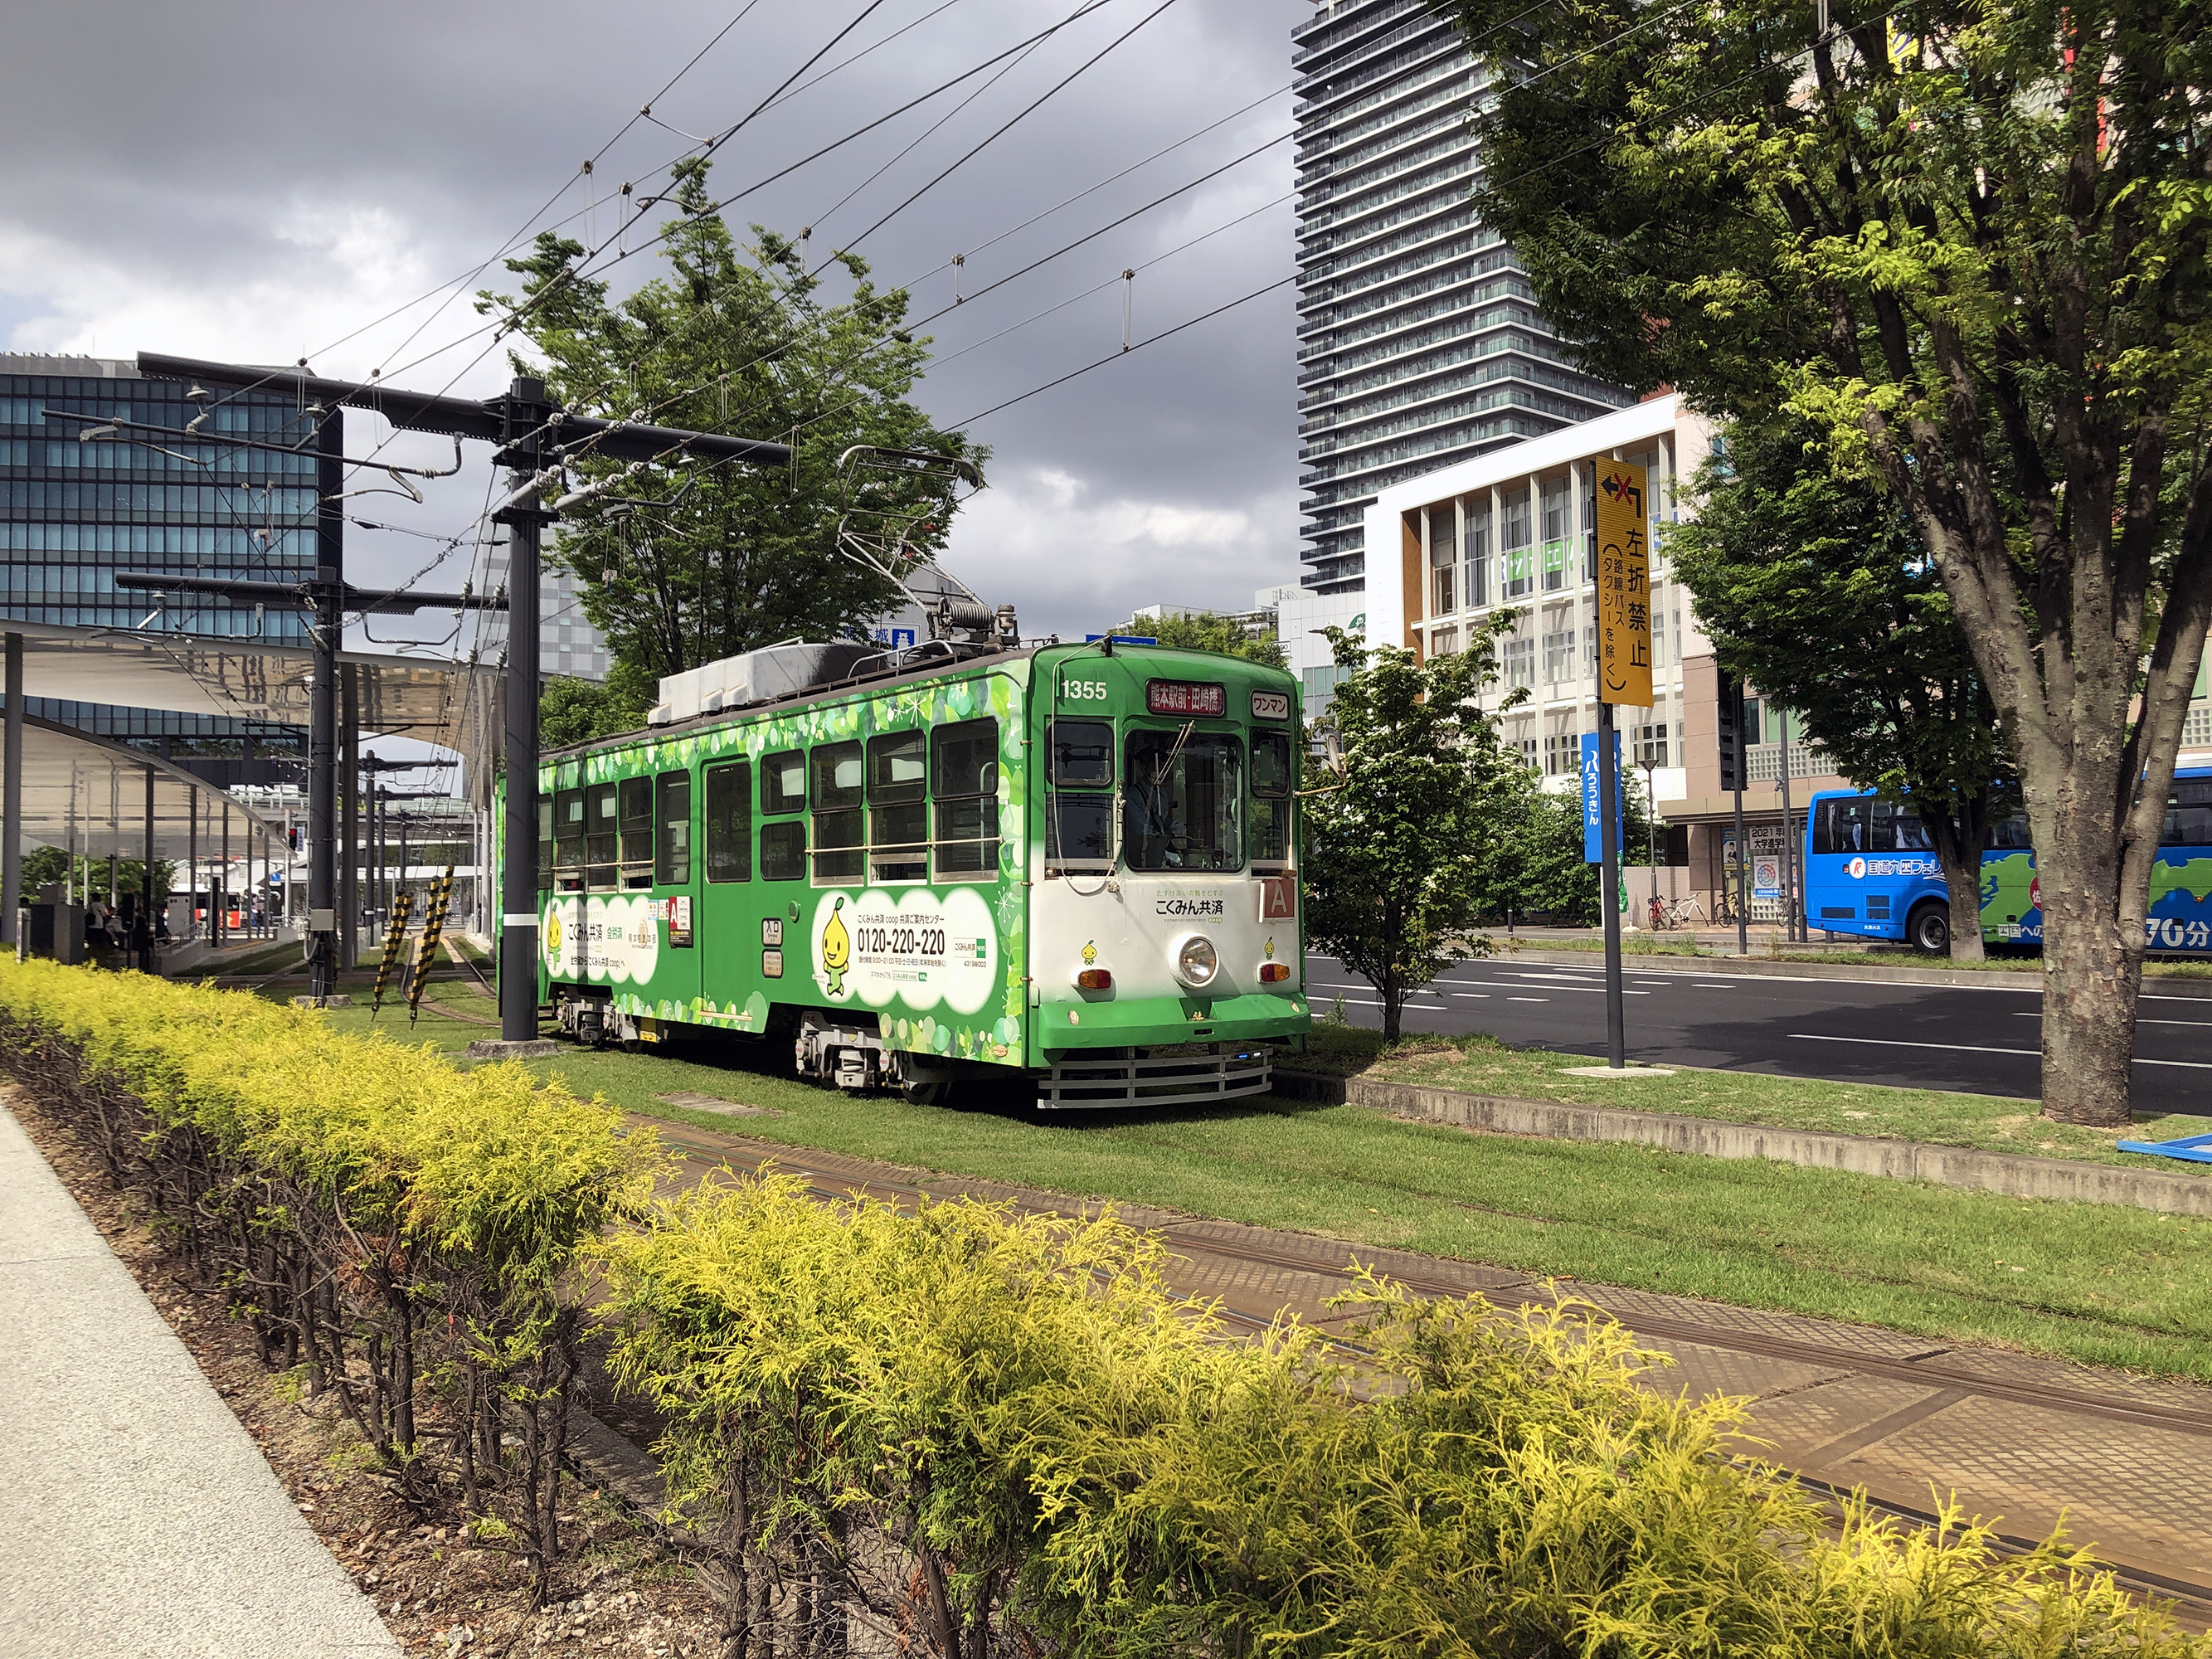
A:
1060;679;1111;701
857;925;946;956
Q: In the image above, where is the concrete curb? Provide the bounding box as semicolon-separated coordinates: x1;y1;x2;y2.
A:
1271;1069;2212;1215
1490;946;2212;998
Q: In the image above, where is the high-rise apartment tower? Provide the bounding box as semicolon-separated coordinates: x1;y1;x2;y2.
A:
1291;0;1631;601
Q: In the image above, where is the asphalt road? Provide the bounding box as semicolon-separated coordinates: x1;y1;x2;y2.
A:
1305;952;2212;1117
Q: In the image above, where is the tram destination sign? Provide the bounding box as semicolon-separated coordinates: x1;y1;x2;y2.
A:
1595;459;1653;706
1146;679;1226;717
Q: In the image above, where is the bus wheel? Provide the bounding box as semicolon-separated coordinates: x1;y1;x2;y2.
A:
1908;902;1951;956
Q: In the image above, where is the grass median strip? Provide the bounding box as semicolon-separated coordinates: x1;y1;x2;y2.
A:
1296;1022;2208;1175
266;1017;2212;1382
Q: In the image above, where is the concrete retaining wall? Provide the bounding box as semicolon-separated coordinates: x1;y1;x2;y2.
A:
1272;1069;2212;1215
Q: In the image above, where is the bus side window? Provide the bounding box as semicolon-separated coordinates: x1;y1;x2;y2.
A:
586;782;620;889
810;742;865;883
1813;797;1869;854
932;718;999;880
1891;807;1932;851
618;776;654;889
1990;813;2031;849
868;731;928;883
2168;779;2212;847
1047;718;1113;873
554;788;586;893
706;761;752;883
654;771;692;884
1251;729;1292;868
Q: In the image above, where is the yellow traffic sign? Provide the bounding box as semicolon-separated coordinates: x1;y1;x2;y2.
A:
1596;460;1652;706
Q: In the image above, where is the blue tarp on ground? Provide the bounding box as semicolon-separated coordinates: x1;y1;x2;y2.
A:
2116;1131;2212;1165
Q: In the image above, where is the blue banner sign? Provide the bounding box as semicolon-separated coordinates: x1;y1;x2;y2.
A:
1582;731;1625;864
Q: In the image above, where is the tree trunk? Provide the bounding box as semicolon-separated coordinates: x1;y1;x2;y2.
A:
2035;835;2143;1127
1924;817;1986;965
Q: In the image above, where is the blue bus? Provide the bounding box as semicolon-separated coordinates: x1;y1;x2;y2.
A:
1803;768;2212;955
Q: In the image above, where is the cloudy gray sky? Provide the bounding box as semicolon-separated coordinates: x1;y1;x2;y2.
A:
0;0;1305;652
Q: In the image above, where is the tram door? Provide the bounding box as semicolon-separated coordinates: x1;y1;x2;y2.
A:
648;767;700;1017
695;756;761;1013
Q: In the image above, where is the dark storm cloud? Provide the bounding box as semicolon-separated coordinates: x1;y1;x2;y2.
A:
0;0;1305;635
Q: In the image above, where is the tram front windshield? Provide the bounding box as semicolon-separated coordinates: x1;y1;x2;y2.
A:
1123;729;1243;872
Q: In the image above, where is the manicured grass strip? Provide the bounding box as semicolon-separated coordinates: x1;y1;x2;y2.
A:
294;1030;2212;1381
1291;1024;2208;1174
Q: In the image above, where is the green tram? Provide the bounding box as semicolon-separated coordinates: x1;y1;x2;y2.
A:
506;638;1310;1107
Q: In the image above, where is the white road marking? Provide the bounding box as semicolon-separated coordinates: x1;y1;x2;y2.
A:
1789;1033;2212;1069
1508;996;1550;1003
2013;1012;2212;1029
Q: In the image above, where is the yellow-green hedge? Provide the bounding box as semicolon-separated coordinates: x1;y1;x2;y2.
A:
3;960;2202;1657
0;957;662;1583
599;1175;2208;1659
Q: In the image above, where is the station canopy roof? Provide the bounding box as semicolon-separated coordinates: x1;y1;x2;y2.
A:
15;713;284;861
2;621;499;861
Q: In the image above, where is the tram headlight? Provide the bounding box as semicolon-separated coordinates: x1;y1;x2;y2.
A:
1175;935;1218;988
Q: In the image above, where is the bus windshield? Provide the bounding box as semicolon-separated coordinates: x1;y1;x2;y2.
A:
1123;729;1243;872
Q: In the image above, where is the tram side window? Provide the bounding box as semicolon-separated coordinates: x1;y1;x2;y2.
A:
618;776;654;888
1047;718;1112;873
537;799;553;892
867;732;928;882
654;771;692;884
705;761;752;882
586;782;620;889
554;788;586;893
932;718;999;879
762;750;806;815
1124;729;1243;873
810;741;865;883
2166;779;2212;847
760;749;806;881
1250;730;1293;868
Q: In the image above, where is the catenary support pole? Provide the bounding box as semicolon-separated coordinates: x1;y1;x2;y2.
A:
143;766;155;951
1778;708;1799;943
2;632;21;947
1597;701;1626;1069
186;787;196;940
497;376;551;1044
218;806;229;946
341;664;359;970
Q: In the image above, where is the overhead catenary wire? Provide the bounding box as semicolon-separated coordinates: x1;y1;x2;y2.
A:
807;0;1186;277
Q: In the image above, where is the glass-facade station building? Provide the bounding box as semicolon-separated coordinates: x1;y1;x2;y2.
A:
1283;0;1632;700
0;353;314;768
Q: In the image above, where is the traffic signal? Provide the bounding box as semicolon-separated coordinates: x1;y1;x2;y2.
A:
1716;669;1744;794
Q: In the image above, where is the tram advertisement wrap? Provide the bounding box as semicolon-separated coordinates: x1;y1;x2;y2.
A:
542;895;663;985
812;887;999;1017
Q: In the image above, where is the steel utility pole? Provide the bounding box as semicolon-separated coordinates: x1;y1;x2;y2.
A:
129;353;789;1042
496;377;551;1044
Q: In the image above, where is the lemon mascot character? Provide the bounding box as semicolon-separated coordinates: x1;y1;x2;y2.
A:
822;897;851;998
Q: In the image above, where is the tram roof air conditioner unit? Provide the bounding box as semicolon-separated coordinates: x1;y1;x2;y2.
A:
648;640;875;725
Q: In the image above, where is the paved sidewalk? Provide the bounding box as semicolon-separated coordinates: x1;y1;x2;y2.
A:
0;1102;398;1659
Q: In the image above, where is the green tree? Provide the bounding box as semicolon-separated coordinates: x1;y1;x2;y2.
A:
21;849;176;900
1107;610;1288;671
482;159;984;683
1304;614;1525;1039
1480;761;1653;929
537;667;654;752
1670;420;2014;959
1447;0;2212;1124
